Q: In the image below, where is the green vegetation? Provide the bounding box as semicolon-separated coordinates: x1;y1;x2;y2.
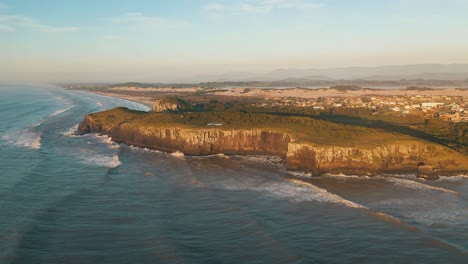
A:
217;104;467;155
88;107;419;148
159;96;192;109
130;95;467;154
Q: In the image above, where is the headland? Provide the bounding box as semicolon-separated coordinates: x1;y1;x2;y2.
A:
77;106;468;179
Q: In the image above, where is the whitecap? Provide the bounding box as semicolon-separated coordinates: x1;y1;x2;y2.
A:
83;154;121;168
216;153;229;159
1;130;42;150
49;106;73;117
221;176;367;209
94;134;120;149
32;119;46;127
383;177;459;195
61;124;79;136
436;175;468;182
286;171;313;179
170;151;185;158
97;134;114;144
322;173;363;179
129;145;163;153
286;179;368;208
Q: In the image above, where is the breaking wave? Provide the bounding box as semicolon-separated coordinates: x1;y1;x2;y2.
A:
383;177;459;195
61;124;79;136
436;175;468;182
83;153;121;168
32;119;46;127
1;130;42;150
220;175;366;209
129;145;163;153
286;179;368;208
96;135;120;149
170;151;185;158
49;106;73;117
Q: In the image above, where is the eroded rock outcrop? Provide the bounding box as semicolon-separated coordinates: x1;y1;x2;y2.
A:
111;126;290;156
78;115;291;156
286;143;468;178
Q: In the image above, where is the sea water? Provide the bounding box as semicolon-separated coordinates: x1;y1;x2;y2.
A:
0;84;467;263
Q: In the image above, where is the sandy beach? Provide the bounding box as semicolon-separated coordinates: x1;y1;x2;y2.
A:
80;86;468;105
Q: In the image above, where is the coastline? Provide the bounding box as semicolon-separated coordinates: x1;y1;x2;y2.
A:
70;86;468;179
75;90;154;109
77;107;468;179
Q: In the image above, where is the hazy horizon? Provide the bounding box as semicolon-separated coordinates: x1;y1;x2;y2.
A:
1;0;468;83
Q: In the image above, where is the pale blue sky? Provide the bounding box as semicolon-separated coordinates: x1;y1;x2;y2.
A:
1;0;468;82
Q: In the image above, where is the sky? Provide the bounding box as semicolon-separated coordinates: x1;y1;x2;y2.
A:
1;0;468;83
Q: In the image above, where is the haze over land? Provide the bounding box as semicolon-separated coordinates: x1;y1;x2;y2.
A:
1;0;468;83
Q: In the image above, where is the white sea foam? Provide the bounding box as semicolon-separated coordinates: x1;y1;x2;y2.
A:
286;171;313;179
222;176;367;208
98;135;113;144
32;119;46;127
129;145;163;153
61;124;79;136
83;154;121;168
49;106;73;117
384;177;459;195
381;173;417;180
436;175;468;182
322;173;363;179
1;131;42;150
170;151;185;158
95;134;120;149
287;179;368;208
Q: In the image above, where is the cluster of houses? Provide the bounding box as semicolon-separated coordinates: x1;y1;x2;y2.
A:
259;95;468;122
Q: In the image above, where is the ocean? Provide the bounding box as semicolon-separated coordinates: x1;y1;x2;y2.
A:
1;84;468;263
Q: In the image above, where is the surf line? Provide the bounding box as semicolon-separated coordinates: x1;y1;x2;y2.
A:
381;176;459;195
286;177;468;256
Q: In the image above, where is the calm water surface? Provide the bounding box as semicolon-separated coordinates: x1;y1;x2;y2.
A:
1;85;467;263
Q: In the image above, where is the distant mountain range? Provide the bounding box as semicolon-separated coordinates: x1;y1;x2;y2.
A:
189;64;468;82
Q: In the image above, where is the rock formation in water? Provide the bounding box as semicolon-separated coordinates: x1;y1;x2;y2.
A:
78;108;468;179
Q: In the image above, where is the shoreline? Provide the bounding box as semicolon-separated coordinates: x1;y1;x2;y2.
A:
77;108;468;179
75;90;154;108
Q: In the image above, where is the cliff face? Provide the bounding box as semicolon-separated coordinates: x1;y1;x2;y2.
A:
78;110;468;178
286;143;468;178
78;115;291;156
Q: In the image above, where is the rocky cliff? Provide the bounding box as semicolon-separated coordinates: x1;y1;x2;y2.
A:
286;143;467;179
78;108;468;179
